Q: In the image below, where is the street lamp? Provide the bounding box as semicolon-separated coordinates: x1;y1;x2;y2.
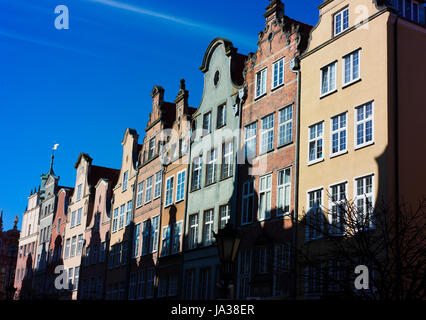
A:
214;222;241;299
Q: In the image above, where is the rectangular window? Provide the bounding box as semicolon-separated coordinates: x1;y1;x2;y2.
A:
146;268;155;298
161;225;171;256
334;7;349;36
122;171;128;192
203;112;212;135
355;175;374;230
199;268;211;300
185;269;196;299
256;68;267;98
242;180;254;225
168;274;178;297
238;249;252;299
321;62;337;96
148;138;156;160
57;218;61;233
112;208;118;233
217;104;226;128
71;211;76;228
76;184;82;202
306;189;323;241
331;113;347;156
136;181;144;208
309;122;324;163
261;114;274;153
273;58;284;88
206;149;217;185
133;224;141;258
192;157;202;190
221;141;233;179
277;168;291;216
244;122;257;160
126;201;132;226
151;216;159;253
257;247;267;274
278;105;293;146
118;204;125;230
171;221;183;254
145;176;153;203
176;170;186;202
65;238;70;259
203;209;214;246
142;220;151;256
77;234;83;255
329;182;347;235
355;101;374;148
219;204;230;229
76;208;82;226
68;268;73;290
258;174;272;221
343;50;360;85
165;176;174;207
188;214;198;249
158;276;168;298
154;171;162;199
273;243;291;296
71;236;76;257
137;270;145;299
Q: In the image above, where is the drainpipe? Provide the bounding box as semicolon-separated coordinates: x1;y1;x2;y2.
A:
290;57;301;300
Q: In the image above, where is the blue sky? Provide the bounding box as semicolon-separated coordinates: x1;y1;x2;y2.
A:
0;0;321;231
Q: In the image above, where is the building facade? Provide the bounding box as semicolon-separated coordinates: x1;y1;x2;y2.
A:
0;212;19;300
182;38;246;300
236;0;311;299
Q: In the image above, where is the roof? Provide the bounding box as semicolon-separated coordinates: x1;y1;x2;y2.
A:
89;165;120;189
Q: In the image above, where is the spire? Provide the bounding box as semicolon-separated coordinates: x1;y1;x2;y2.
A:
175;78;189;105
0;209;3;232
13;216;18;230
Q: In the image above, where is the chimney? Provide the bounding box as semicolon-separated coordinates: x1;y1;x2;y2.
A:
264;0;284;21
175;79;189;112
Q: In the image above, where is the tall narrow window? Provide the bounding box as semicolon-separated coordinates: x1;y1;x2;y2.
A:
57;218;61;233
171;221;182;254
65;238;70;259
261;114;274;153
76;184;82;201
257;247;268;274
238;249;252;299
192;156;202;191
112;208;118;233
122;171;128;192
126;201;132;226
334;8;349;36
272;58;284;88
206;149;217;185
244;122;257;160
145;176;153;203
355;102;374;148
343;50;360;85
71;236;76;257
355;175;374;230
255;68;267;98
185;269;196;299
277;168;291;216
118;204;125;230
278;105;293;146
161;225;171;256
203;112;212;135
176;170;186;202
165;176;174;207
148;138;156;160
221;141;233;179
199;268;211;300
329;182;347;235
217;104;226;128
242;180;254;225
219;204;230;229
154;171;162;199
71;211;76;228
331;113;347;156
273;243;291;296
188;214;198;249
258;174;272;220
142;220;151;256
76;208;82;226
133;224;140;258
306;189;323;241
150;216;159;253
136;181;144;208
321;62;336;96
77;234;83;255
309;122;324;163
203;209;214;246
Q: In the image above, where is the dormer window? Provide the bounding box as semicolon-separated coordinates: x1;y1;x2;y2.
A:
334;8;349;36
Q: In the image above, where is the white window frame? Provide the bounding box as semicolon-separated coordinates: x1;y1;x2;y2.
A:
217;104;226;128
188;214;198;250
118;204;125;230
77;234;83;255
136;181;144;208
305;187;324;241
154;171;162;199
255;68;267;98
133;223;141;258
330;112;348;157
192;156;202;191
161;225;171;256
164;176;174;207
76;184;82;202
150;215;159;253
277;167;291;216
145;176;153;203
70;211;76;228
278;104;293;146
244;122;257;160
219;204;231;229
308;121;324;165
203;209;214;246
342;49;361;87
70;236;76;257
206;149;217;185
320;61;337;97
261;113;274;154
258;174;272;221
203;112;212;135
328;181;348;235
176;170;186;202
242;180;254;225
334;7;349;36
171;221;183;254
272;58;285;89
221;141;233;179
122;171;128;192
354;101;374;150
112;208;118;233
354;174;375;231
148;138;156;159
141;219;151;256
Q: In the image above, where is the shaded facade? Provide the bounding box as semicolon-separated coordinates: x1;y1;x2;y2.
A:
0;212;19;300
